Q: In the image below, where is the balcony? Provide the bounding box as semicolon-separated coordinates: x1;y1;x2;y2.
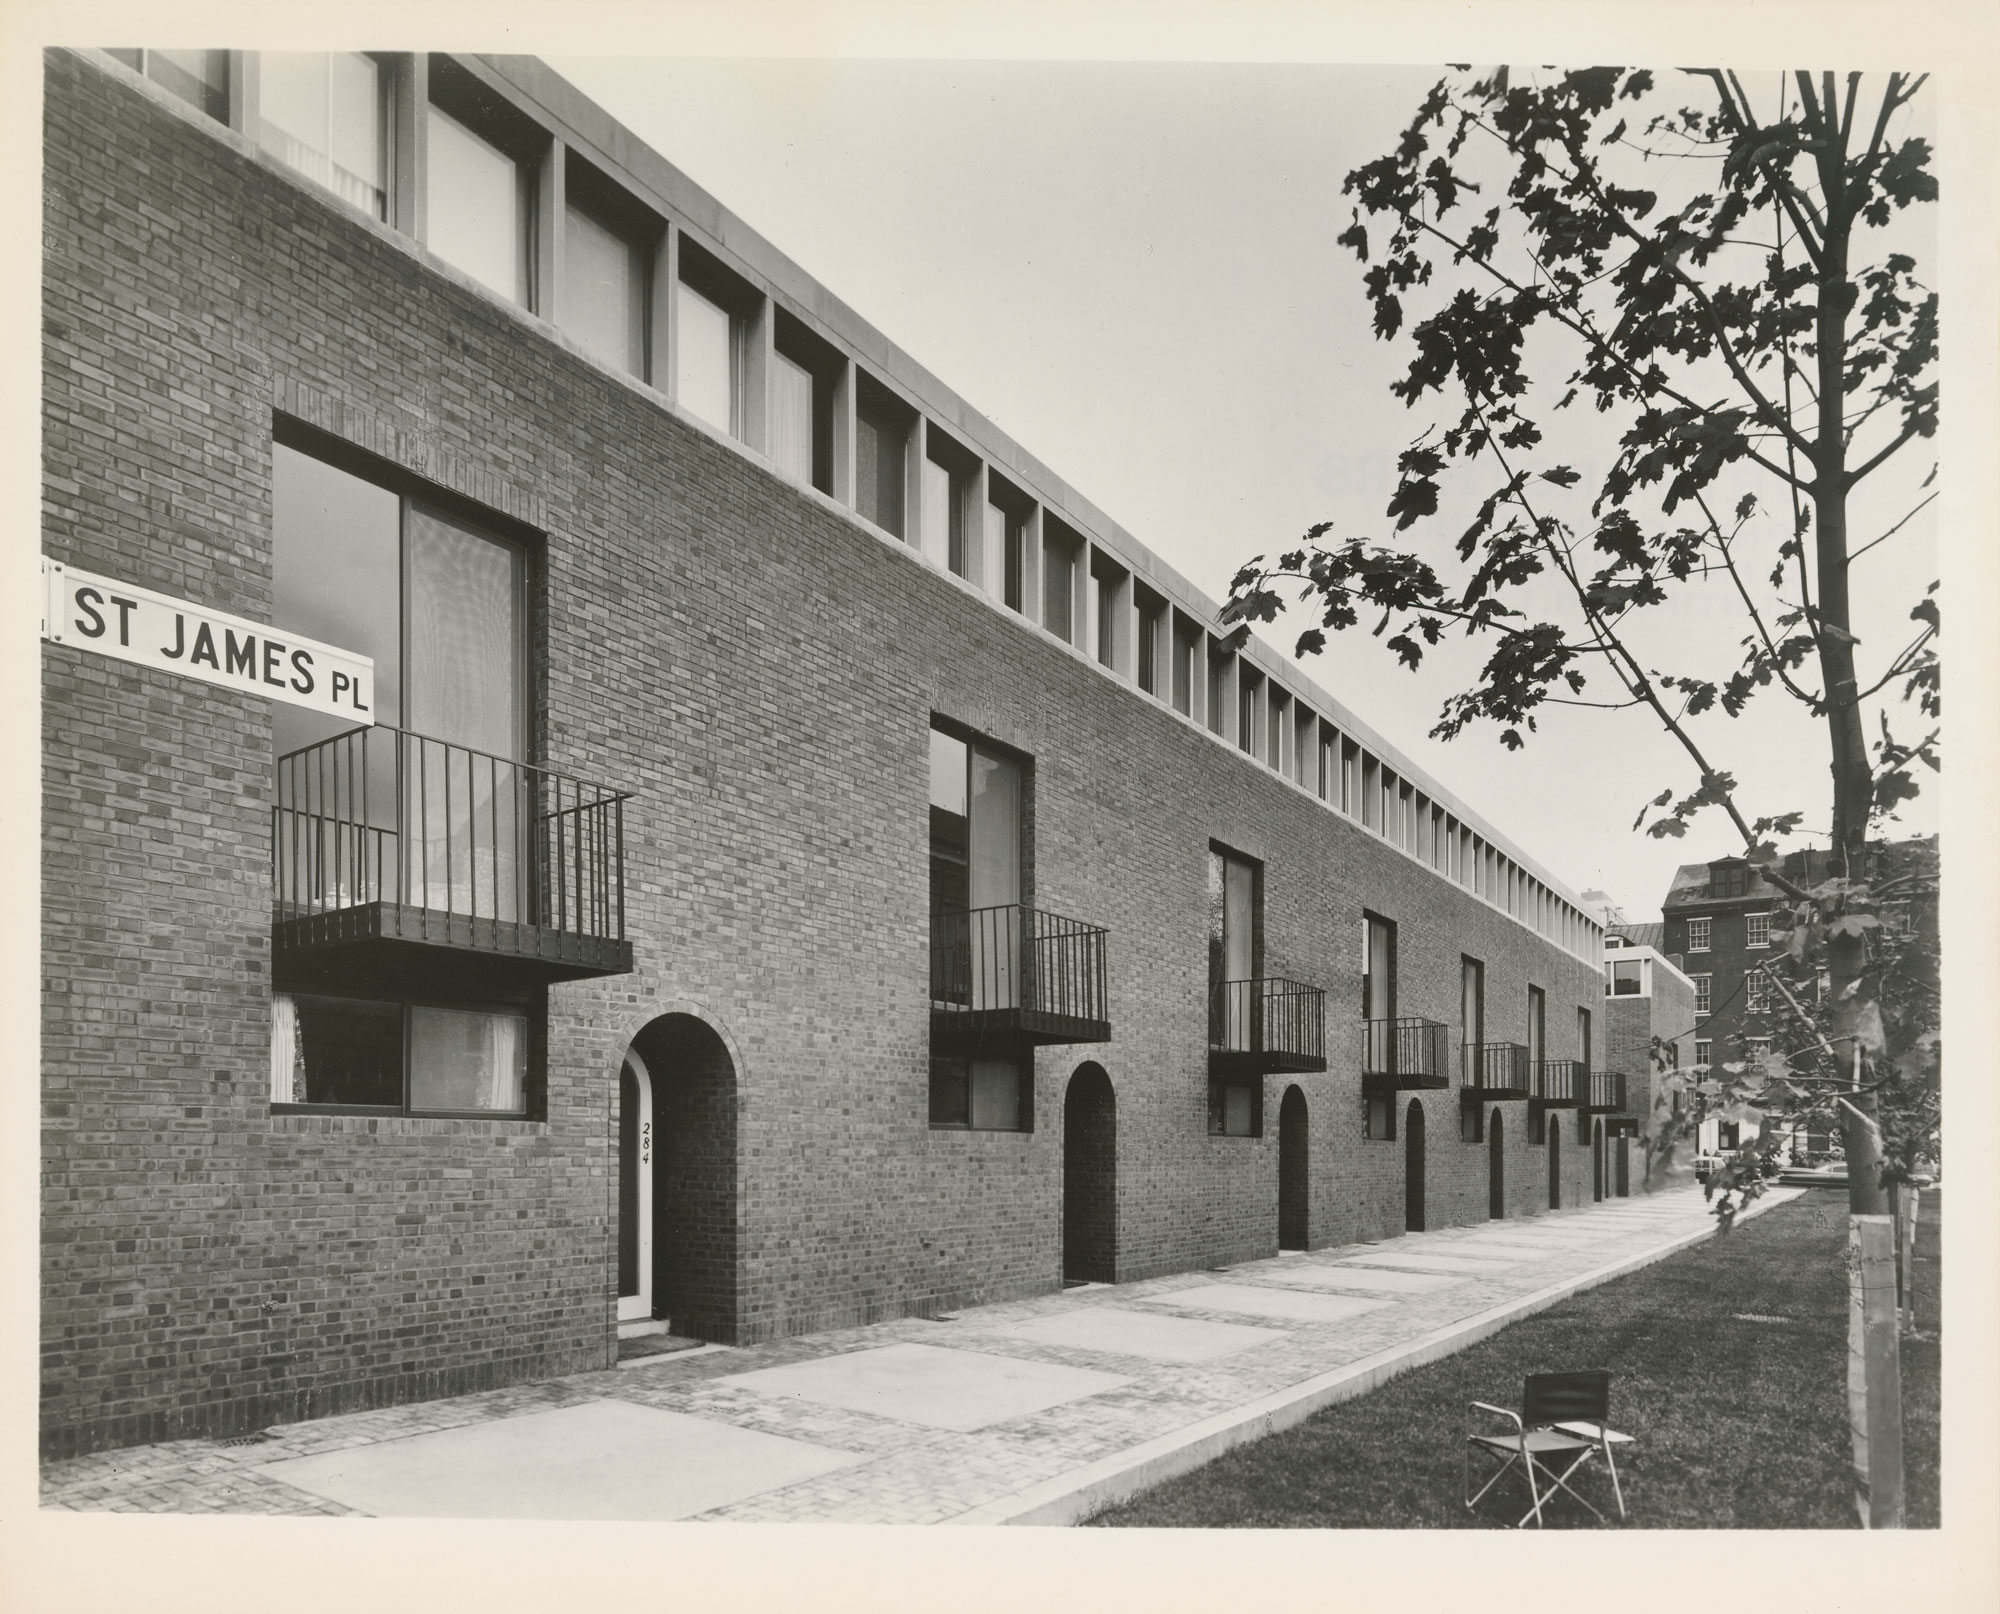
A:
1582;1070;1629;1114
272;723;635;988
1530;1059;1589;1109
930;904;1110;1054
1209;978;1327;1076
1460;1041;1531;1101
1361;1016;1451;1092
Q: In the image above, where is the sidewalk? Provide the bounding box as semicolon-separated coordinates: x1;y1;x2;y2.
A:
40;1185;1793;1524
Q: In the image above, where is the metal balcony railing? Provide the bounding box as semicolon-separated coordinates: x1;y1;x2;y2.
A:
1584;1071;1629;1112
1531;1059;1589;1107
930;904;1110;1046
1362;1016;1451;1089
272;723;632;974
1461;1041;1531;1098
1209;978;1327;1074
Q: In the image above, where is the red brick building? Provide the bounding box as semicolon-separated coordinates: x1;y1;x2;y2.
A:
40;49;1621;1457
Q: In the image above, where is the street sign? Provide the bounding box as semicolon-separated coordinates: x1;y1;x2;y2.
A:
41;557;375;723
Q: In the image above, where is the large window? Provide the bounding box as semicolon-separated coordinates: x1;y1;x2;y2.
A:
1362;913;1397;1027
1577;1005;1592;1071
109;49;229;122
1207;844;1262;1136
929;725;1027;1132
269;437;537;1116
257;52;389;219
1460;957;1485;1144
426;99;532;307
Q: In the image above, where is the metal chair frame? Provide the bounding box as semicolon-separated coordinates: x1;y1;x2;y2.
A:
1464;1369;1629;1527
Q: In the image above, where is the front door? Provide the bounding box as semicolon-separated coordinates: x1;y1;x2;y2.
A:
617;1053;654;1322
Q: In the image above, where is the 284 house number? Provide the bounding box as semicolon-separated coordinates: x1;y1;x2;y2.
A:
641;1120;651;1166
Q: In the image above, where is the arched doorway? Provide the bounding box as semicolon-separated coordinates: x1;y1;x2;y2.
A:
1063;1064;1117;1283
1592;1119;1606;1202
1404;1099;1426;1232
622;1013;739;1341
1548;1115;1562;1209
1278;1086;1308;1250
617;1052;655;1322
1488;1108;1505;1219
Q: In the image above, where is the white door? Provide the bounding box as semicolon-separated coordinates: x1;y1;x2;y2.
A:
616;1053;654;1322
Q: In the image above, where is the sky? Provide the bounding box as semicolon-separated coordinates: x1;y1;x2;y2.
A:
548;51;1940;920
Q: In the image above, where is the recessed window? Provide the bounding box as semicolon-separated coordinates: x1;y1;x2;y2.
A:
1136;589;1166;696
1342;740;1360;817
426;100;532;307
929;1057;1027;1131
1746;912;1772;949
1526;985;1546;1071
1316;724;1336;800
562;167;655;379
1042;516;1083;644
1206;645;1230;738
1237;666;1262;757
921;426;978;579
1577;1006;1592;1071
1210;1080;1260;1137
1364;1094;1396;1140
676;243;760;440
1363;913;1398;1027
855;372;914;539
1089;551;1127;672
1693;973;1712;1016
983;474;1032;612
1460;1098;1483;1144
1361;755;1380;832
1267;685;1289;773
770;313;843;494
1293;706;1317;789
110;49;229;122
257;52;390;220
1461;955;1485;1059
271;993;532;1117
1609;958;1644;996
1171;615;1201;717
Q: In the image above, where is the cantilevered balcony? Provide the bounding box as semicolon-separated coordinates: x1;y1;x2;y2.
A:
930;904;1110;1054
272;723;635;987
1361;1016;1451;1092
1209;978;1327;1076
1582;1070;1629;1115
1460;1040;1532;1102
1530;1059;1589;1110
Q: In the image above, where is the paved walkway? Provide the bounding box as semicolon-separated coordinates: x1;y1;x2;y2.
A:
40;1186;1796;1523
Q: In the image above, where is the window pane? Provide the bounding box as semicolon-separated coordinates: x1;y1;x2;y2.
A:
1224;1083;1253;1137
427;104;525;305
406;505;521;759
1095;574;1116;668
770;349;814;483
1043;543;1074;643
969;1060;1021;1130
409;1006;527;1113
676;279;735;434
967;748;1020;910
855;397;905;537
282;992;403;1107
928;729;968;914
259;53;385;218
1138;609;1158;695
564;203;643;376
928;1059;970;1126
920;457;952;569
149;49;229;122
271;442;403;754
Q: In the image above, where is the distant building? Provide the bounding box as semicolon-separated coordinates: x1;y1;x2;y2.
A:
1601;944;1696;1191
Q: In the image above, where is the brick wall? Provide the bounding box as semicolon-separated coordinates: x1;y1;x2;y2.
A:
41;53;1612;1453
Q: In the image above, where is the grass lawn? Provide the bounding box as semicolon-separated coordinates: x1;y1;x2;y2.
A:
1088;1190;1942;1529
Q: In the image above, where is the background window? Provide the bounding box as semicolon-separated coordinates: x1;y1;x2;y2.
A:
1206;647;1229;737
982;496;1027;612
1695;1039;1712;1066
1526;986;1546;1070
1687;917;1712;952
1365;1094;1396;1140
1747;912;1772;949
111;49;229;122
1210;1080;1259;1137
1693;974;1712;1016
426;101;529;306
676;278;738;435
1363;913;1397;1026
564;196;649;377
1609;958;1644;996
258;52;388;219
1042;530;1077;644
1747;974;1770;1012
928;1058;1026;1132
855;379;910;538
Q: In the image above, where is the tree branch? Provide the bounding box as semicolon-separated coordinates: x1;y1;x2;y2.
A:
1847;490;1936;565
1845;415;1925;489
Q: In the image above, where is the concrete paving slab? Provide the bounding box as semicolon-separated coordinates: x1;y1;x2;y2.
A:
995;1307;1285;1363
714;1341;1131;1432
256;1400;861;1520
1337;1251;1519;1275
1252;1263;1466;1295
1145;1284;1392;1324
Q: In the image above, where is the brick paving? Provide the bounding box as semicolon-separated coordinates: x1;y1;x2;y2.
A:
40;1186;1779;1523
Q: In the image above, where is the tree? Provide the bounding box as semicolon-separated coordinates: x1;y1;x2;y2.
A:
1221;67;1937;1221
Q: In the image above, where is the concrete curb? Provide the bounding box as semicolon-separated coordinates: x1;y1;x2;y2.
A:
942;1186;1803;1527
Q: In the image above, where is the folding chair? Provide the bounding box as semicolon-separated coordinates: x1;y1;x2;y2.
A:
1464;1369;1632;1527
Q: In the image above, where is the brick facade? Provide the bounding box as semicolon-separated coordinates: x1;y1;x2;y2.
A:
41;51;1611;1457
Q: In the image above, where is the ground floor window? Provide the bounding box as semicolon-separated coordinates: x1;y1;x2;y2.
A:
1459;1102;1483;1143
271;992;532;1116
1364;1093;1396;1140
929;1057;1029;1131
1210;1080;1261;1137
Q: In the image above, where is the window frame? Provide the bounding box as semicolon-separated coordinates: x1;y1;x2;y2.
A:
1746;911;1772;950
271;989;542;1120
1692;973;1712;1017
1686;916;1712;953
423;59;546;312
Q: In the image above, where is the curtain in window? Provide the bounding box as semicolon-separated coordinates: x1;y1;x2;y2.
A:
270;993;300;1104
409;1006;526;1113
407;507;522;921
967;749;1020;1008
770;350;814;483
